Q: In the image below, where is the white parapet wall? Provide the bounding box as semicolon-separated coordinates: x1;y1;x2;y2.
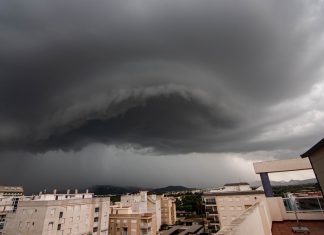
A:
217;199;272;235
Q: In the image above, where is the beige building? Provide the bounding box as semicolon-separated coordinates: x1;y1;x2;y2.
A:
203;183;265;233
3;191;110;235
109;205;156;235
160;196;176;225
120;191;161;230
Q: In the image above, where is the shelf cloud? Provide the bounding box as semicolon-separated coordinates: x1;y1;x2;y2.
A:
0;0;324;190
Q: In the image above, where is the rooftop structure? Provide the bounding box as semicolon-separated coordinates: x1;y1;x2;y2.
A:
301;138;324;194
0;186;23;197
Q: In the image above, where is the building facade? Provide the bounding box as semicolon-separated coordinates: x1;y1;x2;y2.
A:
3;192;110;235
120;191;161;231
160;196;176;225
0;186;23;234
203;183;265;233
109;205;156;235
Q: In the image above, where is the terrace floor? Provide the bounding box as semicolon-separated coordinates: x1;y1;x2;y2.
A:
272;221;324;235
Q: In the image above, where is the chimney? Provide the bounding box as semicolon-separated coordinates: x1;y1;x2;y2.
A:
53;189;57;194
67;189;70;194
75;189;78;194
86;189;89;194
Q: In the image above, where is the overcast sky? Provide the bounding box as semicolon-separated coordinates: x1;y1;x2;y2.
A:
0;0;323;194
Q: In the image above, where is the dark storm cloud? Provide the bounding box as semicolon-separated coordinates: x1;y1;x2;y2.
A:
1;0;324;154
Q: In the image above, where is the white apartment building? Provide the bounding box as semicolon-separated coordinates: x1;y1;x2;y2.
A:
203;183;265;233
3;190;110;235
120;191;161;231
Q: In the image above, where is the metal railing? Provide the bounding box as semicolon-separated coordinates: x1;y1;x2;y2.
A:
283;196;324;212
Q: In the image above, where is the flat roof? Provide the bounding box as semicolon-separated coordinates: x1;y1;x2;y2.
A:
272;220;324;235
301;138;324;158
203;190;265;196
0;186;24;193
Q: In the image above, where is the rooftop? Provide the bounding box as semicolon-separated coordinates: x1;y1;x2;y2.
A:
203;190;265;196
301;138;324;158
0;186;24;193
272;221;324;235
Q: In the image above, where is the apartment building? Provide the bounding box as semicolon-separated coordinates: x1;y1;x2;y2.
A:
3;190;110;235
0;186;23;234
109;205;156;235
121;191;161;230
160;196;176;225
203;183;265;233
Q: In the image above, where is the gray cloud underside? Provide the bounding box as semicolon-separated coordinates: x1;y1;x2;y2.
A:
1;0;324;154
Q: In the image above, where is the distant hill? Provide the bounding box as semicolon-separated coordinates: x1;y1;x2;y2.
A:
88;185;152;195
250;178;317;187
150;185;195;193
86;185;195;195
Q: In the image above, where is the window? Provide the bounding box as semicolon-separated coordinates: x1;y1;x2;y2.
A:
244;205;252;209
94;217;99;222
95;207;100;212
93;227;98;232
50;209;55;216
48;222;54;230
59;212;63;218
57;224;61;230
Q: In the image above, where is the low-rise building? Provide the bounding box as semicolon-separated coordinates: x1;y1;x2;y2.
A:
160;196;176;225
3;190;110;235
109;205;156;235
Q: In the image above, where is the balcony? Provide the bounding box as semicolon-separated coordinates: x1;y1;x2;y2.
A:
204;199;216;205
140;223;151;229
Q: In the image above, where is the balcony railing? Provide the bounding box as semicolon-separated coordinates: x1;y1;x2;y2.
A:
283;196;324;212
140;223;151;229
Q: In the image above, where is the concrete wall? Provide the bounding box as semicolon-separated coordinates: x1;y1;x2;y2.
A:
217;200;272;235
253;158;312;174
216;194;266;227
308;149;324;193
